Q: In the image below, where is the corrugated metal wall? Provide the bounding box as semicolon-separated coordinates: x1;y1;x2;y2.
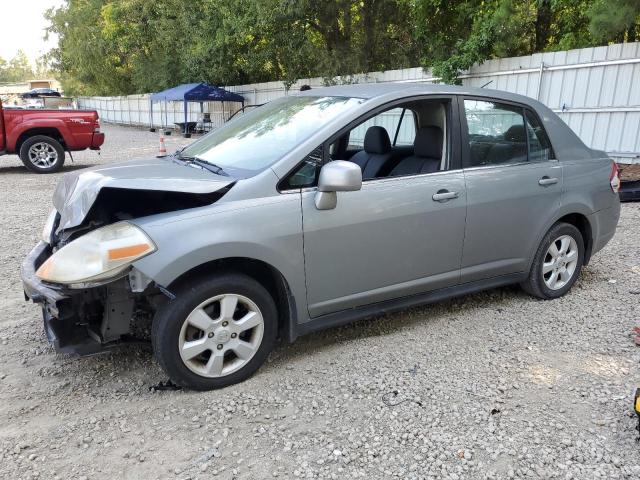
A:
78;42;640;163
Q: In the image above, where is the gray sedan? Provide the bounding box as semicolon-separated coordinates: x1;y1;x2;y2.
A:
21;84;621;390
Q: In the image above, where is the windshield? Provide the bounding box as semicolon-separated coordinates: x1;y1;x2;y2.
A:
178;96;364;177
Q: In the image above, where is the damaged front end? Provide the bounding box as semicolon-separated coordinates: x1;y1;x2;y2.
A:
22;242;162;355
21;157;234;355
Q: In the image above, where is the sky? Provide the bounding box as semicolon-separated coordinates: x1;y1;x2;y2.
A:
0;0;65;65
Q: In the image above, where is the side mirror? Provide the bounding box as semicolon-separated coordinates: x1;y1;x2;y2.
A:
315;161;362;210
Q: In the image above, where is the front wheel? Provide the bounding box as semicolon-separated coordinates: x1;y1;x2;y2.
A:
521;222;584;299
19;135;66;173
151;273;277;390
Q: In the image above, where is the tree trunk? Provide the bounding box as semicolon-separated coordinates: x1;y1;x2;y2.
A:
534;0;552;52
362;0;375;71
342;1;352;61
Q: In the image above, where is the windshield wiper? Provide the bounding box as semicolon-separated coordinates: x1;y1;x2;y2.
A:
176;154;228;176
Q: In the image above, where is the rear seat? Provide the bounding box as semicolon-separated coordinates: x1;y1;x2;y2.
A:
470;125;527;165
389;126;442;176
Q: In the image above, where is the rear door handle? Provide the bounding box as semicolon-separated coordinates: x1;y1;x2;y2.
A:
432;190;458;202
538;176;558;186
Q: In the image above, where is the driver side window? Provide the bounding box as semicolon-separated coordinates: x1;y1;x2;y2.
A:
346;108;415;149
280;99;450;190
331;99;448;180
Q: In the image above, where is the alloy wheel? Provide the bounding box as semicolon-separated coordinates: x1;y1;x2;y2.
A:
542;234;579;290
178;294;264;378
28;142;59;168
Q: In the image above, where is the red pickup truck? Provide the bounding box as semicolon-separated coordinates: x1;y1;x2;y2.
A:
0;100;105;173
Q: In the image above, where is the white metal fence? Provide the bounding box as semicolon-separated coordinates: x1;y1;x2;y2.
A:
80;94;240;131
78;42;640;163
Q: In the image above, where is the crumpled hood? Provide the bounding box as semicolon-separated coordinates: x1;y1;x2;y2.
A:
53;157;234;231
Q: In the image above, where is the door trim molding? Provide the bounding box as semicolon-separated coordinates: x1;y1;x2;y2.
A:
296;272;527;337
307;268;460;317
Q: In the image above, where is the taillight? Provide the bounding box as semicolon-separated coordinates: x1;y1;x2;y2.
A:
609;161;620;193
94;119;100;133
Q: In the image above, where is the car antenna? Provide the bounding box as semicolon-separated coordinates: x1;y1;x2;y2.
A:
480;80;493;88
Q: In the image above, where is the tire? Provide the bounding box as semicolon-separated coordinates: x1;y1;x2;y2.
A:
19;135;65;173
151;273;278;390
521;222;584;299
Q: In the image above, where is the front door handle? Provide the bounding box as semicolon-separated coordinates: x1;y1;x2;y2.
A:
432;190;458;202
538;176;558;186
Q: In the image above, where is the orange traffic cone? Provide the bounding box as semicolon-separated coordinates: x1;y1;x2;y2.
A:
158;135;167;156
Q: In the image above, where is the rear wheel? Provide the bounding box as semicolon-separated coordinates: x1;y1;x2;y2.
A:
151;273;277;390
19;135;65;173
521;222;584;299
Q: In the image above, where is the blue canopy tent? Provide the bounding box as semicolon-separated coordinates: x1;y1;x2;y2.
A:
150;83;244;136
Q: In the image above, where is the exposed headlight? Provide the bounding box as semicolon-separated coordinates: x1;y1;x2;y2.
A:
36;222;156;285
42;209;58;244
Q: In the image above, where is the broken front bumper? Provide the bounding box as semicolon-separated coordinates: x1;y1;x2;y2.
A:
21;242;141;355
22;242;65;308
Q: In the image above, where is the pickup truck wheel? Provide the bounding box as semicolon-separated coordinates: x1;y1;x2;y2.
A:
19;135;65;173
152;273;278;391
521;222;584;299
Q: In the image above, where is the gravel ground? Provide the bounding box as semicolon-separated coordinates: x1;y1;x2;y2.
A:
0;124;639;480
619;164;640;182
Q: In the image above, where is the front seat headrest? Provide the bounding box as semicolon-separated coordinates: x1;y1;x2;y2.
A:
363;126;391;154
505;124;526;142
414;126;443;159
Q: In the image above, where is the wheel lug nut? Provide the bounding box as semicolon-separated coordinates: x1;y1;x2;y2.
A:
222;321;228;327
208;332;214;338
231;333;237;338
217;344;223;350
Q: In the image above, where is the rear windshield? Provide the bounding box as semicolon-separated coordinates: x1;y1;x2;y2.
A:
179;96;364;177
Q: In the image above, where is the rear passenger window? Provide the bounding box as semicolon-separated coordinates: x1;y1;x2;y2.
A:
525;110;554;161
464;100;527;167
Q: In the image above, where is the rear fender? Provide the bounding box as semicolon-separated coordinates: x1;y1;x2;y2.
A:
525;203;595;272
10;119;73;151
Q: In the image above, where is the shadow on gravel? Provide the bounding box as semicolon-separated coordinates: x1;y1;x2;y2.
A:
39;285;530;390
45;342;161;391
273;284;525;363
0;164;93;175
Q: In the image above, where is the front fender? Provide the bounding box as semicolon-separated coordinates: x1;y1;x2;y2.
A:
130;193;308;323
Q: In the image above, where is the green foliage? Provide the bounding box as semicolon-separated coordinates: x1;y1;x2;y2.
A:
414;0;632;83
0;50;35;83
588;0;640;41
417;1;516;84
44;0;640;94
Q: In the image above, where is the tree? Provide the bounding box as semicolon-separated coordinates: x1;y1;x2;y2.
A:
588;0;640;42
0;57;8;83
415;0;638;84
415;0;522;84
0;50;35;83
43;0;640;93
45;0;128;95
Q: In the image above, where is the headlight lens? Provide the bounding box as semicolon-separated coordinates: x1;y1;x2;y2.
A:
36;222;156;285
42;209;58;244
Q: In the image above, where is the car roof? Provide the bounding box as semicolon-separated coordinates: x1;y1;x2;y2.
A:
296;82;538;106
